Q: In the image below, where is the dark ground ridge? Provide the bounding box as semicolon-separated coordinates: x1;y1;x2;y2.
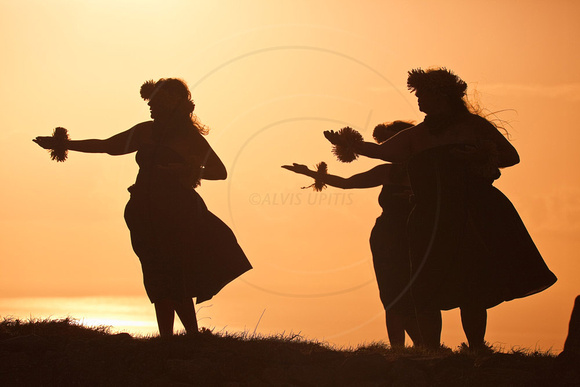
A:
0;317;578;386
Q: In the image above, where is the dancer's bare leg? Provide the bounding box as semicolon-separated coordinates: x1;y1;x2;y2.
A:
154;299;176;337
460;306;487;350
175;298;199;334
403;313;422;347
415;308;442;349
386;311;406;347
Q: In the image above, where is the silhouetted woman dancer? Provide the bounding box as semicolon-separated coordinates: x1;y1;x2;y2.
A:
34;78;252;337
324;68;557;350
283;121;421;348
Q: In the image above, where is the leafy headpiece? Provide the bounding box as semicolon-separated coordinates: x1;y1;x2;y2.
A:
407;68;467;99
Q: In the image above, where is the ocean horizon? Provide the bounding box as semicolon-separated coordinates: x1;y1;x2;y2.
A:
0;296;163;337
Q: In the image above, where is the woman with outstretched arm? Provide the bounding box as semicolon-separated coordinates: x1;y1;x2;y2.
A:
324;68;556;351
34;78;252;337
284;121;423;348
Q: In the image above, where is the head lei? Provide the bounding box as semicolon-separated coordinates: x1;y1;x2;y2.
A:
139;78;191;101
140;80;158;100
139;78;208;134
407;68;467;99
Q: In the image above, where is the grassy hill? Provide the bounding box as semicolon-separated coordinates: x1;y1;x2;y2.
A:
0;317;577;386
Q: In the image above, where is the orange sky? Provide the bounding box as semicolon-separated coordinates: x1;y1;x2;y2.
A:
1;0;579;350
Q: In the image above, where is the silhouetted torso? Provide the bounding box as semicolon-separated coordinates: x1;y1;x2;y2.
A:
371;165;414;313
124;120;251;304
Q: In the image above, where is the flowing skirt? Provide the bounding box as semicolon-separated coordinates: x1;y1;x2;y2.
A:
407;146;556;311
124;185;252;304
370;209;414;315
408;183;556;311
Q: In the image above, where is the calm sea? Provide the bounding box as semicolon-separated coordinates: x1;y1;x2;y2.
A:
0;296;161;336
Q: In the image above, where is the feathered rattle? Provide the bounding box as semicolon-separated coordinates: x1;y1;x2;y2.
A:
301;161;328;192
49;127;70;162
331;126;363;163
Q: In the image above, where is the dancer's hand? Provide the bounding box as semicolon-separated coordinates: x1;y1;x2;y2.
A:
281;163;311;176
33;136;56;149
323;130;344;145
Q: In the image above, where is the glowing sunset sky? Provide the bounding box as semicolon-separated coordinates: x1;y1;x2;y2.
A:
1;0;579;349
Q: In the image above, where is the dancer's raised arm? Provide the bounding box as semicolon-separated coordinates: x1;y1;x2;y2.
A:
32;77;251;338
33;122;148;156
195;136;227;180
324;127;414;163
450;116;520;169
282;163;389;189
483;121;519;168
